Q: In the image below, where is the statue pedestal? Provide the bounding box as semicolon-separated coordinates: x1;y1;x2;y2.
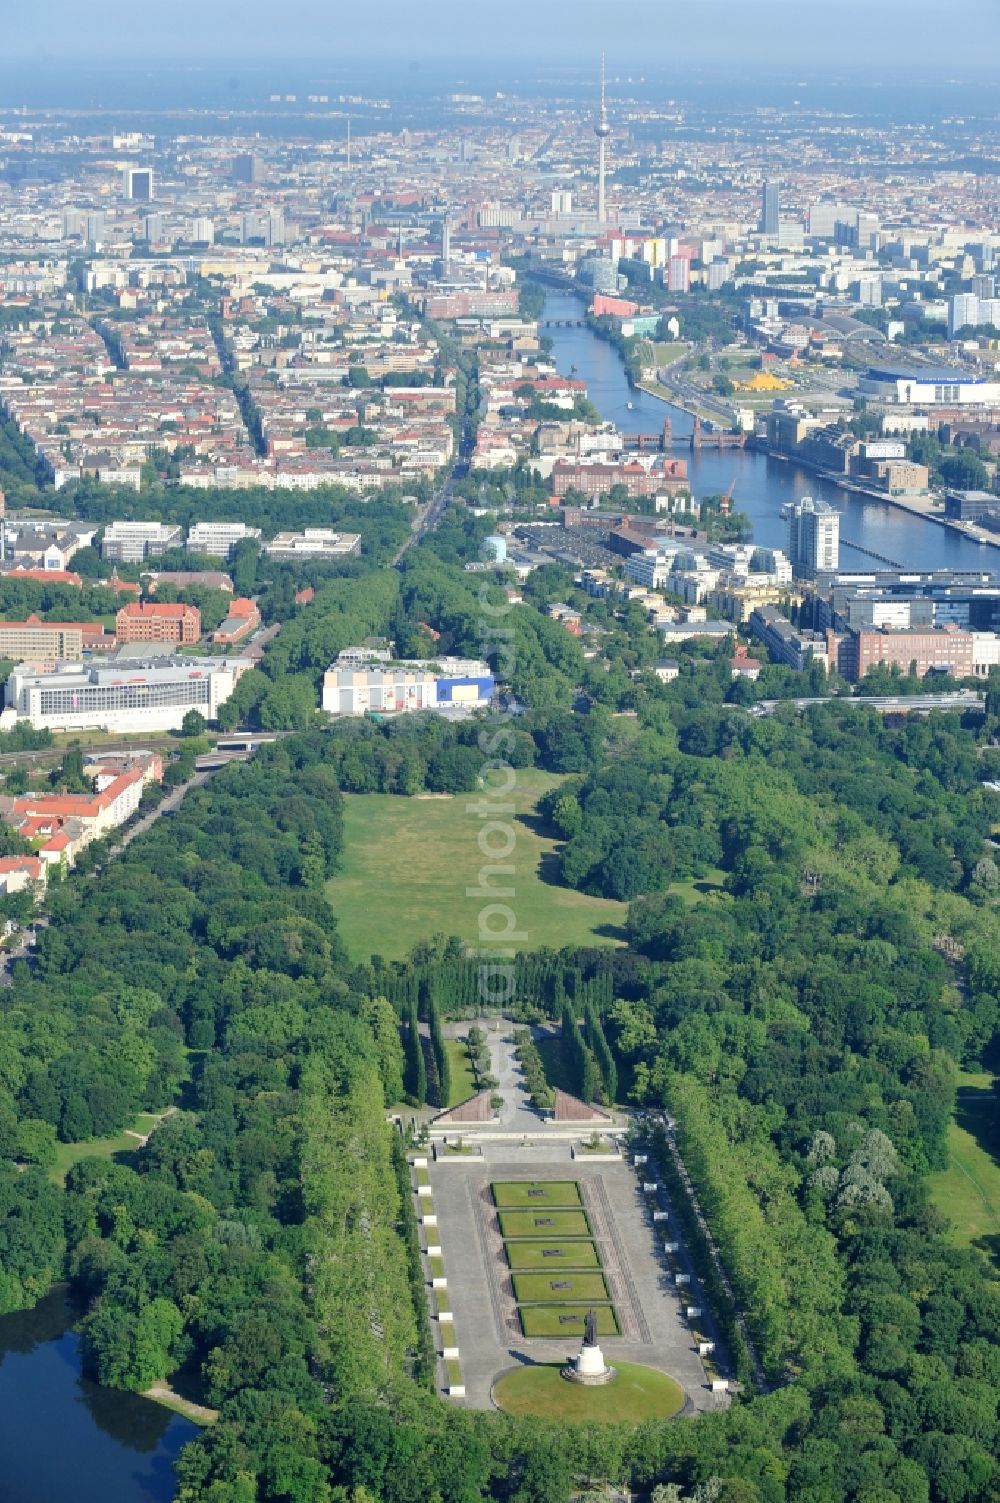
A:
562;1340;617;1386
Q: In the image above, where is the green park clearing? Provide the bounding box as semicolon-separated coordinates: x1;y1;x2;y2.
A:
512;1272;611;1305
492;1180;583;1210
499;1209;592;1240
48;1111;164;1186
519;1304;620;1339
504;1239;601;1271
493;1361;685;1422
929;1073;1000;1261
325;770;629;961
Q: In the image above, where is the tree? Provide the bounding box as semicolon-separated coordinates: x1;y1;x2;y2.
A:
361;996;406;1107
181;709;207;737
14;1119;57;1167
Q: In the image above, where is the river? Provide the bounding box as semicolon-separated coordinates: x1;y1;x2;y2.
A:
541;290;996;576
0;1287;197;1503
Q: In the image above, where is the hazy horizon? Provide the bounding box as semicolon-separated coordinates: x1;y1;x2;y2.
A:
5;0;998;71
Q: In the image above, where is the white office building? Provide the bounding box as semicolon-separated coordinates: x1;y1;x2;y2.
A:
322;656;493;717
263;530;361;560
102;520;184;562
186;522;262;558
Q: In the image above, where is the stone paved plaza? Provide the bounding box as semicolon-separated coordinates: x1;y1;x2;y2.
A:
422;1026;724;1413
428;1146;715;1409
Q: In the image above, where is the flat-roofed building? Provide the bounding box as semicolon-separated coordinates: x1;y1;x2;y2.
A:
186;522;262;558
2;656;248;733
322;654;493;716
750;604;831;671
844;623;975;682
858;365;1000;407
102;521;184;563
263;530;362;560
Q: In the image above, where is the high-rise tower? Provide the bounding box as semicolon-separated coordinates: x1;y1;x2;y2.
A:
595;53;611;225
760;180;780;235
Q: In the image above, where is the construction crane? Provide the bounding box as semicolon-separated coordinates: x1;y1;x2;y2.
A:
719;475;737;516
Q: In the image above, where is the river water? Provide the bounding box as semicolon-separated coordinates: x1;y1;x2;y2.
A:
542;290;995;576
0;1287;196;1503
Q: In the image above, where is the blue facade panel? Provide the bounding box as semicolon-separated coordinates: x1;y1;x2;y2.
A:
436;675;494;703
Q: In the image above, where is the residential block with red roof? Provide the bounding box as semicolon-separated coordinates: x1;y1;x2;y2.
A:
5;752;163;869
213;597;261;646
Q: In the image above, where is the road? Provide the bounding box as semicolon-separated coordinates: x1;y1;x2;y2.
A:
654;358;736;425
394;461;466;565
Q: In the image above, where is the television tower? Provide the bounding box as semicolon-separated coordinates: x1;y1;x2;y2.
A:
595;52;611;224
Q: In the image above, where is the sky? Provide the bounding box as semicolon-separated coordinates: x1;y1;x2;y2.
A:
4;0;998;71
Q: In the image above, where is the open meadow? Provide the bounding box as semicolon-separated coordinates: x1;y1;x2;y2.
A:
325;769;629;961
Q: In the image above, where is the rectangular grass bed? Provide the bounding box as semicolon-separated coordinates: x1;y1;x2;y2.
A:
519;1304;620;1339
492;1181;583;1210
499;1210;591;1239
513;1272;610;1304
504;1240;602;1271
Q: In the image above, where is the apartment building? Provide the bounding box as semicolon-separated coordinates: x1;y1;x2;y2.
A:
7;753;163;868
749;605;831;671
552;461;686;500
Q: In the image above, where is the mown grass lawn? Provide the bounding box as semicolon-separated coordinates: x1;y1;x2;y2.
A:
443;1038;476;1107
512;1272;610;1304
929;1073;1000;1262
494;1361;684;1421
504;1240;601;1271
324;770;629;962
492;1180;582;1210
518;1304;619;1339
499;1209;591;1240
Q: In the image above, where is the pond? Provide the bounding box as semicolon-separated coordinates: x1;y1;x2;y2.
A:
0;1287;197;1503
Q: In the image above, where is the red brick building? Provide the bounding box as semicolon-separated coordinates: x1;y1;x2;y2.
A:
115;601;201;645
845;623;975;682
552;458;688;501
